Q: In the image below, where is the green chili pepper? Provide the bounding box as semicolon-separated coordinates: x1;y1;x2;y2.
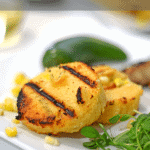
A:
42;36;127;68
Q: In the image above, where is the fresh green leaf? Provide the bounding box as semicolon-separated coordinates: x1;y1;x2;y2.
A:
113;130;130;143
99;124;113;142
80;111;150;150
80;126;100;138
120;114;134;122
96;138;107;147
143;141;150;150
83;141;97;149
109;114;121;124
142;119;150;131
113;142;136;150
128;128;137;140
140;135;150;146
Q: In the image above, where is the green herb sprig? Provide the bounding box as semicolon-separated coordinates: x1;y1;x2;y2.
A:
80;110;150;150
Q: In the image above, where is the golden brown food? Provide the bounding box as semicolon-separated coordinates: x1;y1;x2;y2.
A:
16;62;106;134
123;61;150;85
93;65;143;124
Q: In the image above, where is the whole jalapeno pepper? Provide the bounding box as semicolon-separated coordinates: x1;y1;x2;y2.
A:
42;36;127;68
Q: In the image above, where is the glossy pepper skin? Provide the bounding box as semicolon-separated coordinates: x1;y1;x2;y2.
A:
42;36;127;68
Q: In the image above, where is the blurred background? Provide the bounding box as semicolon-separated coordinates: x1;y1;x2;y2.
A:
0;1;150;89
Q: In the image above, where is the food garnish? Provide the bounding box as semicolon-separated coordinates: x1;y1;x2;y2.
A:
42;36;127;68
11;73;30;98
12;118;20;124
81;110;150;150
0;109;4;116
5;127;17;137
4;97;17;112
44;136;60;146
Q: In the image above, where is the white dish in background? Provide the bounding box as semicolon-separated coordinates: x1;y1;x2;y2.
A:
95;11;150;33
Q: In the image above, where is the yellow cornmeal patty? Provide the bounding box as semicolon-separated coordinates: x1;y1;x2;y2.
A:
93;65;143;124
16;62;106;134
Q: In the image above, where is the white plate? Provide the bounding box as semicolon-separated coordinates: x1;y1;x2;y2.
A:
0;50;150;150
0;11;150;150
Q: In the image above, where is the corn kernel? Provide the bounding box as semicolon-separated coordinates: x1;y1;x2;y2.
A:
0;103;4;109
43;72;51;81
99;76;110;85
114;78;124;87
20;78;29;86
4;97;16;112
124;79;129;85
0;109;4;116
127;119;134;129
45;136;60;146
12;119;20;124
13;101;18;112
5;127;17;137
14;73;29;86
11;86;21;97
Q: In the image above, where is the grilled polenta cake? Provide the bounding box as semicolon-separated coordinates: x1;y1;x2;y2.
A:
16;62;106;134
93;65;143;124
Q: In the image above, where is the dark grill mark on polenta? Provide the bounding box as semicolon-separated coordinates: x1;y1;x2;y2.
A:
26;117;53;125
56;119;61;125
76;87;84;104
16;90;24;120
39;121;53;124
61;65;96;88
47;116;56;121
63;112;67;115
120;97;127;104
28;118;35;123
26;82;75;117
65;109;74;117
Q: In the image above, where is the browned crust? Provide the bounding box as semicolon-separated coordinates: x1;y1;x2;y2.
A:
61;65;97;88
76;87;84;104
123;61;150;85
16;90;26;120
25;82;75;117
16;85;77;129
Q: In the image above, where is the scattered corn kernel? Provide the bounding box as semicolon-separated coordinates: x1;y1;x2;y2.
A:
14;73;29;86
0;109;4;116
0;103;4;109
11;86;21;97
13;101;17;112
12;119;20;124
45;136;60;146
20;78;29;86
124;79;129;85
99;76;110;85
127;119;135;129
5;127;17;137
4;97;16;112
114;78;124;87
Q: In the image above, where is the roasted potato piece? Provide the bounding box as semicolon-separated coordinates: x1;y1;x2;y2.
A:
123;61;150;85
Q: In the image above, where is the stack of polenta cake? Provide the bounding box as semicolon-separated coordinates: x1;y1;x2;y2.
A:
16;62;143;134
93;65;143;124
